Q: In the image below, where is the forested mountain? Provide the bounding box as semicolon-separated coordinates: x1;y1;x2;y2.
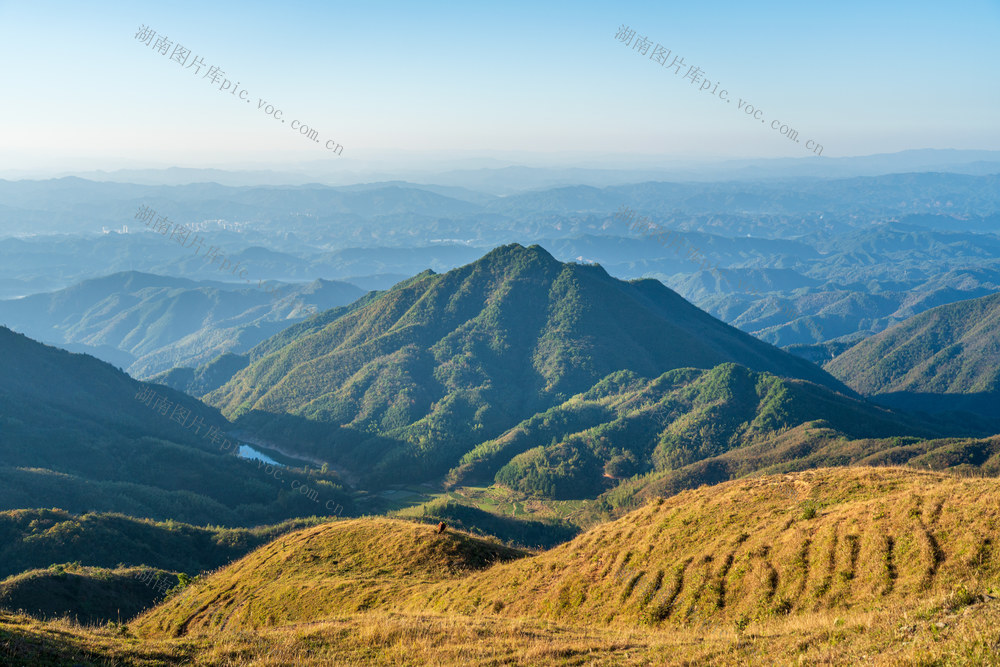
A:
200;244;885;487
448;363;937;499
825;291;1000;418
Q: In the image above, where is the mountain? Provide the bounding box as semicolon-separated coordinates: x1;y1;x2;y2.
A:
0;271;365;378
825;291;1000;418
202;244;852;486
0;326;351;525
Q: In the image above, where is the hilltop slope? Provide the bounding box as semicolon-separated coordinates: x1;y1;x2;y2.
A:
433;467;1000;627
134;467;1000;641
133;518;527;637
205;244;849;484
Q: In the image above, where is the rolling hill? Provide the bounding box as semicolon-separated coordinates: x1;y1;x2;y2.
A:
132;517;528;637
0;564;178;625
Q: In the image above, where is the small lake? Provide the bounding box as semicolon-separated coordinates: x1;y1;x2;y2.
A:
238;444;283;466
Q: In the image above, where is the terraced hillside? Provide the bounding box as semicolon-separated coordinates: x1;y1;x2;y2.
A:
432;466;993;627
6;467;1000;665
135;467;1000;640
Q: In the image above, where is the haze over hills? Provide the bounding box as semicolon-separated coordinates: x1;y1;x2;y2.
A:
23;148;1000;190
0;271;364;377
4;172;1000;350
825;291;1000;418
3;170;999;241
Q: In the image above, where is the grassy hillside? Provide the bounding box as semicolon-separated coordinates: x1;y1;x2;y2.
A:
10;599;1000;665
132;518;528;637
430;467;1000;627
134;467;1000;638
826;291;1000;418
0;467;973;664
204;244;850;487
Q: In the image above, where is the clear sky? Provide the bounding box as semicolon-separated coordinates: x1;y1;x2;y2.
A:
0;0;998;172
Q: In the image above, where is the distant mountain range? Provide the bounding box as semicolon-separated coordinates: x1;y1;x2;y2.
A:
3;172;1000;350
2;171;999;240
0;271;365;377
14;148;999;191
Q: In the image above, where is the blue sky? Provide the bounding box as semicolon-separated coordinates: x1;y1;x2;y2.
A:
0;0;997;172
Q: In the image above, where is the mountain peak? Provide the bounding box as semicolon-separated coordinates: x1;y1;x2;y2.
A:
477;243;559;268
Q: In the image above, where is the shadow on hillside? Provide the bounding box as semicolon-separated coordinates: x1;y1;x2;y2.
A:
871;391;1000;430
231;410;422;487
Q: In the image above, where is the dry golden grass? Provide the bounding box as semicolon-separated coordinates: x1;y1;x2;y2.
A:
132;517;525;638
421;466;1000;629
8;466;1000;665
8;596;1000;665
